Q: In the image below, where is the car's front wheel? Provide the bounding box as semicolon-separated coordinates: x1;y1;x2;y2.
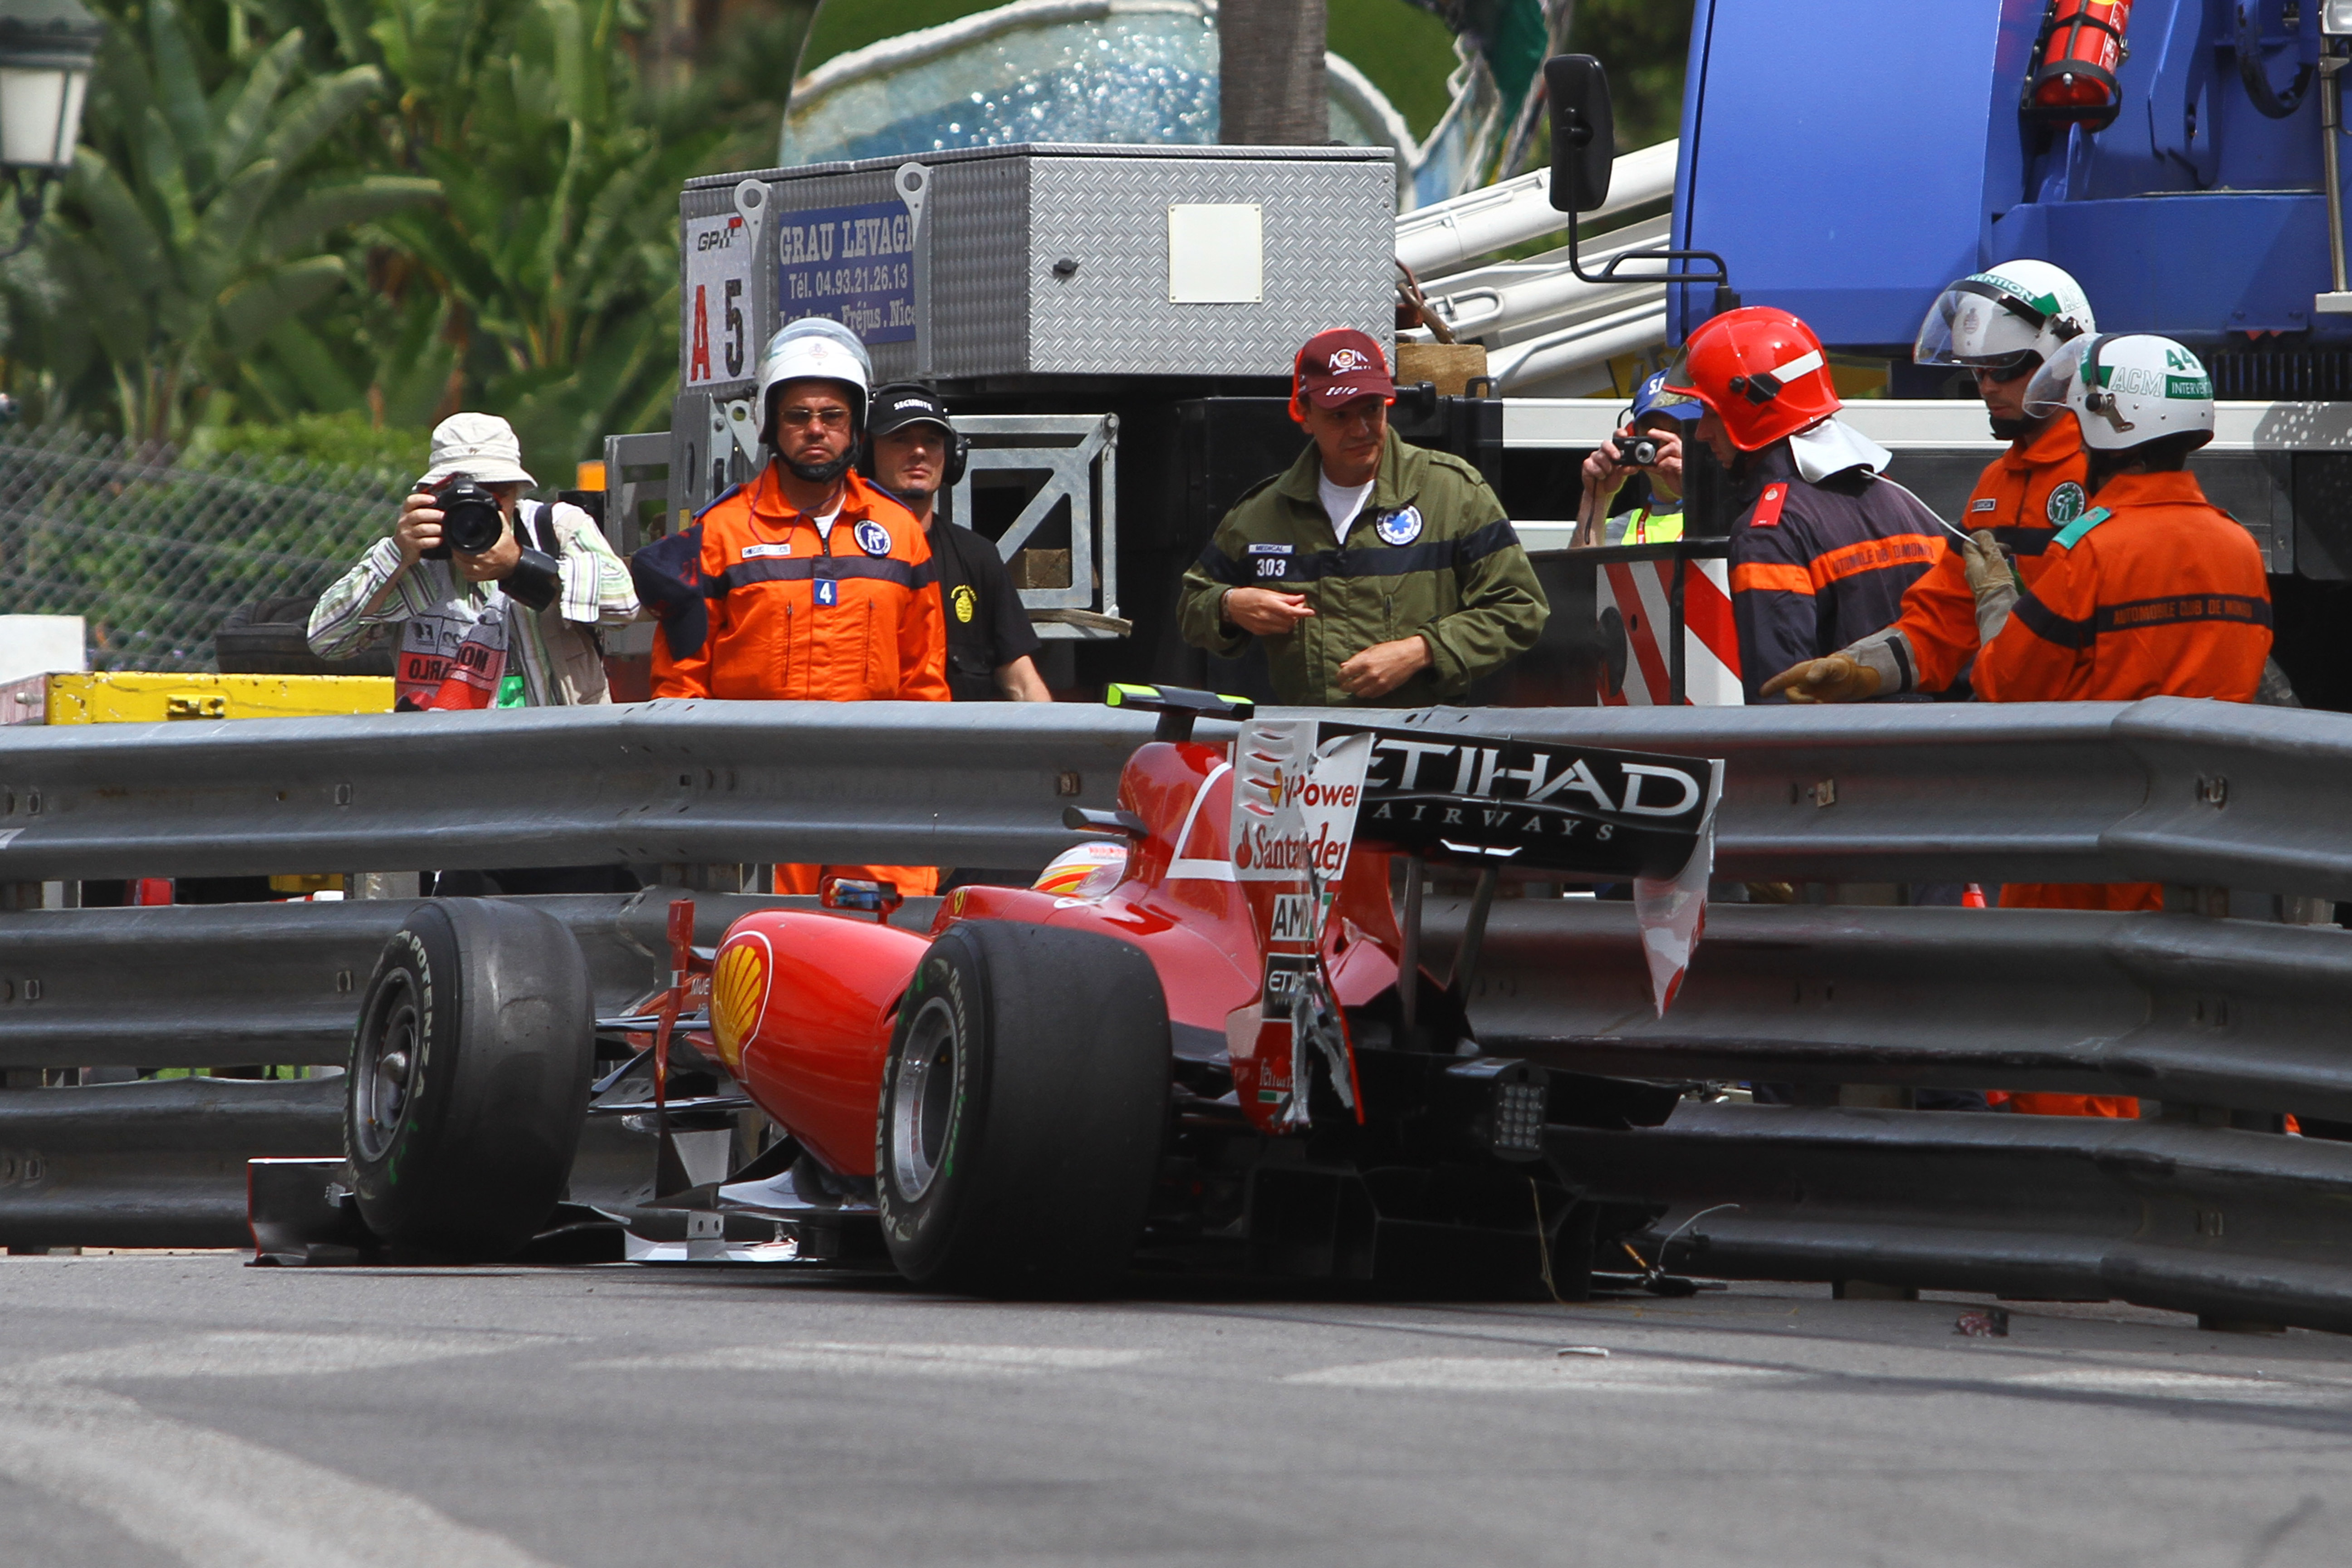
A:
346;898;595;1259
876;921;1171;1294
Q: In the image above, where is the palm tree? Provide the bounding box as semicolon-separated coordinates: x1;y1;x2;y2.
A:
10;0;435;441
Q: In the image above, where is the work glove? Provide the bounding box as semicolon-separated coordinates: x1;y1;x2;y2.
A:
1760;652;1880;704
1759;629;1909;704
1961;529;2020;645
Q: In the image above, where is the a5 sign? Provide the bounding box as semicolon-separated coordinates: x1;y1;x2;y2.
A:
684;212;755;388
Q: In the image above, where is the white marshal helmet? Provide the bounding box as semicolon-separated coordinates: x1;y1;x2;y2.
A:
2021;332;2215;453
757;317;872;433
1913;259;2094;372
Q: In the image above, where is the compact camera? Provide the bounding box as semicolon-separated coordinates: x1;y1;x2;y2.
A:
1612;433;1662;468
417;475;506;559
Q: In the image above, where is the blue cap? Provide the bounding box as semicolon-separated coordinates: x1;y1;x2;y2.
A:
1631;368;1702;425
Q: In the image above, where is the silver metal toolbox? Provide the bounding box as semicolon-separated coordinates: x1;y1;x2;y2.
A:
677;143;1396;397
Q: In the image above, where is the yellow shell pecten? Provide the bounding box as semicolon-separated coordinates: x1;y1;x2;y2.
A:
710;939;769;1071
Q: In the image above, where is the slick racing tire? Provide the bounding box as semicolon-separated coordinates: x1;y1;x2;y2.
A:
345;898;596;1259
877;921;1171;1294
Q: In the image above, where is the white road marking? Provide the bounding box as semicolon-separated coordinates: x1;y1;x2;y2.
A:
0;1332;564;1568
1999;1367;2351;1402
1283;1355;1785;1393
588;1342;1153;1377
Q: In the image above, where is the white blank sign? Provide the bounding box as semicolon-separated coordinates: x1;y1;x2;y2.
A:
1167;204;1263;303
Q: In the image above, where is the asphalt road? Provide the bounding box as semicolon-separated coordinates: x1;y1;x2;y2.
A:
2;1254;2348;1568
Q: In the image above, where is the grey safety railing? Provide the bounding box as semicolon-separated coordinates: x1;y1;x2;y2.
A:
3;692;2352;1324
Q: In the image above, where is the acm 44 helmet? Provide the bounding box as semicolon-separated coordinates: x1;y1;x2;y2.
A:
2023;333;2215;455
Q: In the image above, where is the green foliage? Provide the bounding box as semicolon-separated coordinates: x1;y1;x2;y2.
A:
191;408;425;475
1572;0;1691;150
0;0;810;481
1329;0;1460;139
0;427;402;671
7;0;436;441
347;0;728;480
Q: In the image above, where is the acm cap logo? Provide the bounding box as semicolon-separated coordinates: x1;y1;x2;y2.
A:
1325;347;1373;373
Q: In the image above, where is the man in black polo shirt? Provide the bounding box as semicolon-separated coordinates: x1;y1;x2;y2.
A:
863;382;1051;702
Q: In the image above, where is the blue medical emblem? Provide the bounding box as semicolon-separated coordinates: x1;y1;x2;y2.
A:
1374;506;1423;546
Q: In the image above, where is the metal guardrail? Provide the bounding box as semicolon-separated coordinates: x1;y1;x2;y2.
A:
5;695;2352;892
5;694;2352;1326
0;890;837;1069
1426;900;2352;1123
1391;696;2352;900
0;1073;345;1249
1548;1105;2352;1334
0;700;1147;882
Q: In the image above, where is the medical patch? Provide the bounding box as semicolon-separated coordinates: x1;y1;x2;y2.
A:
1246;542;1294;554
2045;481;2086;526
853;519;893;557
951;584;976;623
1751;483;1789;528
1374;505;1423;546
814;578;839;607
741;541;792;559
1970;497;1998;513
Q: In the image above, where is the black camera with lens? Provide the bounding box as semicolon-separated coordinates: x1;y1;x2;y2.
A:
419;476;506;559
1612;433;1661;468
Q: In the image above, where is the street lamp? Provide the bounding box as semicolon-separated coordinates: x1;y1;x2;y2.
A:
0;0;99;259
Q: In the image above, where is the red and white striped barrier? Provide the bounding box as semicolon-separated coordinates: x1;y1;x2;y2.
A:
1595;554;1743;707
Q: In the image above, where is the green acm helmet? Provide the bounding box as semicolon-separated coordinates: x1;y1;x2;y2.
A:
1914;259;2094;374
2022;333;2214;453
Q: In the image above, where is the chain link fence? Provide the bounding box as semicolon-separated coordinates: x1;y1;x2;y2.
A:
0;429;401;672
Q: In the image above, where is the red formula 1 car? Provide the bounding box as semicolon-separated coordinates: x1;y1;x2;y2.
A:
300;687;1720;1294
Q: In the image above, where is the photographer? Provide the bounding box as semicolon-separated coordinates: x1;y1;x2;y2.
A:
308;413;638;709
1573;369;1699;547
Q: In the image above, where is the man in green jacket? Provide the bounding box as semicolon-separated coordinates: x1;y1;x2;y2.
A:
1179;328;1548;706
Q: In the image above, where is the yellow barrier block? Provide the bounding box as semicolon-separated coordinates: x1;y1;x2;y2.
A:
41;672;394;725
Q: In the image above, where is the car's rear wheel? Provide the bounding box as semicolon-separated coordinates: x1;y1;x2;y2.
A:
346;898;595;1259
876;921;1171;1294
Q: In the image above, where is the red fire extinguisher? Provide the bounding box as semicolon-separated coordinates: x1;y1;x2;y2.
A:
2024;0;2134;131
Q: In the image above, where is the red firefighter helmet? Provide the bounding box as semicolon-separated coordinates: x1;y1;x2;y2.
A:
1661;307;1841;452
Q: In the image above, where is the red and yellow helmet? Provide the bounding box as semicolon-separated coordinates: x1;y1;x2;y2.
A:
1661;307;1840;452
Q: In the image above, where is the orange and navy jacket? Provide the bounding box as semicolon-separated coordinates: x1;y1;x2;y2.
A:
633;463;950;702
1891;414;2087;695
1974;469;2270;704
1727;445;1944;702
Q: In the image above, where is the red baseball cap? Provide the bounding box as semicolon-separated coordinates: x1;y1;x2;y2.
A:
1294;328;1396;409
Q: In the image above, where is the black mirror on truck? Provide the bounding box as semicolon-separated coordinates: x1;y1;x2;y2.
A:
1545;54;1615;214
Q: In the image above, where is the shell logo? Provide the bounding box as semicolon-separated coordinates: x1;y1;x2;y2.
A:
710;936;771;1073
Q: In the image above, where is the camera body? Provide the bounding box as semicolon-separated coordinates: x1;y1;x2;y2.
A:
419;475;507;559
1612;433;1661;468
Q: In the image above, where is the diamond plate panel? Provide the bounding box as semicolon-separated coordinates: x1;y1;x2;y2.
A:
929;156;1031;379
1025;156;1395;377
687;146;1395;382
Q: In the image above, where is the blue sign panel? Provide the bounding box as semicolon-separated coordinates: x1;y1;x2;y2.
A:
775;200;916;346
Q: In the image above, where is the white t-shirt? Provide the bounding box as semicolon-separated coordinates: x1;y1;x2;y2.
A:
1318;471;1375;544
810;498;844;544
